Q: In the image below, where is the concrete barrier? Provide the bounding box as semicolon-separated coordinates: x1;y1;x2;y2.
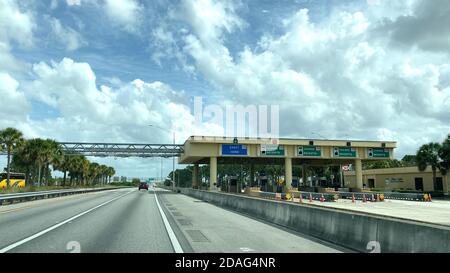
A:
179;188;450;253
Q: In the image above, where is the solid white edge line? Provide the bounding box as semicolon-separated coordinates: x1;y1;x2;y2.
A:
0;189;134;253
153;189;184;253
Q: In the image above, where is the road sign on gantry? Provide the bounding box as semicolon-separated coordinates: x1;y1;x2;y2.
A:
221;144;248;156
260;144;285;156
367;148;390;158
298;146;321;157
333;147;357;158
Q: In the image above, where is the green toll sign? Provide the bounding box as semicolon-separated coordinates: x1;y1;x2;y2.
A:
368;148;390;158
298;146;321;157
333;147;357;158
261;144;285;156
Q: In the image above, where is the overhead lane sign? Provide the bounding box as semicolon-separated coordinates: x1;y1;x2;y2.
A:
333;147;357;158
221;144;248;156
367;148;390;158
298;146;321;157
260;144;285;156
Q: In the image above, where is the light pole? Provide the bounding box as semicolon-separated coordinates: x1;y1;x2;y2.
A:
148;125;176;191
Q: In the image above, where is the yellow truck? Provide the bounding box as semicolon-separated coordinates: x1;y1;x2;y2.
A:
0;172;26;189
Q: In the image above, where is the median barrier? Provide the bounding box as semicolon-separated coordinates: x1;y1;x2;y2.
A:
180;188;450;252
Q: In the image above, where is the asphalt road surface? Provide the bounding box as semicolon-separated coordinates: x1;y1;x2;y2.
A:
0;187;348;253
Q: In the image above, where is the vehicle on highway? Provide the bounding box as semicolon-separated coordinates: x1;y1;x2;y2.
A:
0;172;26;189
138;182;149;191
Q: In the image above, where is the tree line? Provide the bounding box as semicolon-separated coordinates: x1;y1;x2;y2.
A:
0;127;115;188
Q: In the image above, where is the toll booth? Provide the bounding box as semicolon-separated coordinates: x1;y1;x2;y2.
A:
258;175;269;192
275;178;284;193
291;176;300;189
228;176;238;193
219;177;227;192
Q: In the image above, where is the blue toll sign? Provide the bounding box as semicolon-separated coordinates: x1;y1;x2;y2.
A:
221;144;248;155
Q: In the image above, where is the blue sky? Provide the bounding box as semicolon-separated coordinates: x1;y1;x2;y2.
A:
1;0;450;178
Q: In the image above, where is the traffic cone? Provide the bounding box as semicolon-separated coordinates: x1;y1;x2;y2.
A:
362;194;367;203
309;193;313;203
299;194;303;204
351;194;355;203
320;194;325;202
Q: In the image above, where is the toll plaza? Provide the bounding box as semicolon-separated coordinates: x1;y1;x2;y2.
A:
178;136;396;192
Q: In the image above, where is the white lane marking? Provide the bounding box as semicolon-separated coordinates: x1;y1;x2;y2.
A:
153;189;184;253
0;190;134;253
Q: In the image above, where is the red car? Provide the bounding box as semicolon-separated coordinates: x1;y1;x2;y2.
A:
138;182;148;191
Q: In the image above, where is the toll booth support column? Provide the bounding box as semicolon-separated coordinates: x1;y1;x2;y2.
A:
302;164;307;188
355;159;363;189
285;157;293;190
443;176;449;195
249;163;254;187
210;157;217;190
192;163;199;189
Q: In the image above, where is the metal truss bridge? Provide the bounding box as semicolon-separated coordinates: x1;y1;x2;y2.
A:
0;142;184;158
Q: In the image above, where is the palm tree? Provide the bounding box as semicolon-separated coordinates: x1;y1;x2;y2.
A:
54;155;70;186
107;167;115;184
416;142;446;189
98;165;108;185
0;128;24;188
439;134;450;175
24;138;50;186
67;155;88;187
41;139;63;186
87;162;100;186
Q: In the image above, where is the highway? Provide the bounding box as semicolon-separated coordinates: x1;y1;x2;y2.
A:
0;187;348;253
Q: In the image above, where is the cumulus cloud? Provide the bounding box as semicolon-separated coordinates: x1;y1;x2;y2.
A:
49;18;86;51
373;0;450;52
103;0;143;33
66;0;81;6
0;73;30;123
20;58;220;143
152;0;450;157
0;0;35;74
0;0;35;47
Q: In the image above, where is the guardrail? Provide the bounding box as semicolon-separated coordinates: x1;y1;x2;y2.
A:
0;187;131;206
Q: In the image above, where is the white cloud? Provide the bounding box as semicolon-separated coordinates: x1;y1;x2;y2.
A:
0;0;35;74
49;18;86;51
21;58;223;144
372;0;450;52
0;73;30;123
176;0;246;45
0;0;35;47
103;0;143;33
66;0;81;6
152;0;450;158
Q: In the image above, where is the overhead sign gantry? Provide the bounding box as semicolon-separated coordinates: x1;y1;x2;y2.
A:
178;136;397;191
